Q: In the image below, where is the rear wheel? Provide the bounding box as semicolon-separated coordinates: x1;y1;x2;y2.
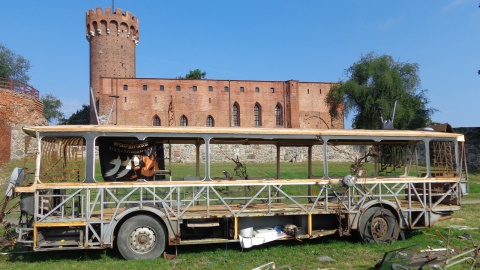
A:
358;206;399;243
117;215;166;260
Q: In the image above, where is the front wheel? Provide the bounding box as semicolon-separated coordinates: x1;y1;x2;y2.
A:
117;215;166;260
358;206;399;244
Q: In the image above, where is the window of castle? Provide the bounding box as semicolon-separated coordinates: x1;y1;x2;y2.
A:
209;86;213;92
240;87;244;92
254;103;262;126
160;85;164;91
176;86;181;91
123;84;128;90
153;115;160;126
224;86;229;92
275;103;283;126
143;85;147;91
233;103;240;126
206;116;214;127
193;86;197;92
180;115;188;126
255;87;260;93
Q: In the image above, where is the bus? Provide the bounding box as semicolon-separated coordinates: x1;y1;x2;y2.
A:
3;125;467;260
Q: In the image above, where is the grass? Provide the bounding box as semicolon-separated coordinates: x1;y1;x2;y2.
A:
0;160;479;269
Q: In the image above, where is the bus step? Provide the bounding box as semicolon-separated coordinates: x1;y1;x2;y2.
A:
186;219;220;228
38;240;81;248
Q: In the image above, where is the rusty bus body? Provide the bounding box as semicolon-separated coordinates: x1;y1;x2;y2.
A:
7;125;467;260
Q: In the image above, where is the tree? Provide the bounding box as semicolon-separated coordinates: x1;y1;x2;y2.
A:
178;69;207;79
41;94;64;124
59;104;90;125
0;43;31;83
325;52;436;130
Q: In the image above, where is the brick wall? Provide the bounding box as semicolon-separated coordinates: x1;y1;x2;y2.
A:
97;78;340;129
0;89;46;127
0;88;47;167
0;121;11;166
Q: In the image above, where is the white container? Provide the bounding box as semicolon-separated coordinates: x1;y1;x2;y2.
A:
253;228;278;243
239;227;254;238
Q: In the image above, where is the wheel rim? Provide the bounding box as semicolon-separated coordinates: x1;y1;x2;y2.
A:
128;226;157;254
370;216;389;239
359;206;399;243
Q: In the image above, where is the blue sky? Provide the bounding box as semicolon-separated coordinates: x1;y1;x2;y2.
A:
1;0;478;128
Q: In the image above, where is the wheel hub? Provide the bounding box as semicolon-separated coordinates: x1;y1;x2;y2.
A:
371;217;388;239
128;226;157;253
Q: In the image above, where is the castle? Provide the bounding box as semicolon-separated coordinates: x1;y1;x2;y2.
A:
86;7;343;129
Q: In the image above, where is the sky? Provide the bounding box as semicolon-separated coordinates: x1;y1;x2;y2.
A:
1;0;479;128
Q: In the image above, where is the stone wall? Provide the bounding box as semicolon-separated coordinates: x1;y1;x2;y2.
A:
168;144;367;164
455;127;480;170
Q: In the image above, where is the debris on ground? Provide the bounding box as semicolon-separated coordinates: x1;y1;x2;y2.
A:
458;233;473;240
252;262;291;270
374;244;479;269
317;256;336;262
449;225;479;231
375;230;479;269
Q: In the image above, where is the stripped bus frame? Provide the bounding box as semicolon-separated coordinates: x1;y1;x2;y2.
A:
9;125;467;260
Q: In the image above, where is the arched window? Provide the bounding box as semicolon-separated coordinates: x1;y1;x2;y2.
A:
180;115;188;126
275;103;283;126
152;115;161;126
206;115;214;127
233;102;240;126
254;103;262;126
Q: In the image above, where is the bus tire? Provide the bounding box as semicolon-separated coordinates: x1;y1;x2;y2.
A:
358;206;398;243
117;215;166;260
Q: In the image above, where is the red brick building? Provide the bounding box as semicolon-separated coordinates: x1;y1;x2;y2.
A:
86;7;343;129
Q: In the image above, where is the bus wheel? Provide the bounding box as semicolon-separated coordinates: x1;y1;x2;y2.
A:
117;215;166;260
358;206;398;244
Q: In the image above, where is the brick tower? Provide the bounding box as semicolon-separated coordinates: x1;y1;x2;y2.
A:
86;7;139;124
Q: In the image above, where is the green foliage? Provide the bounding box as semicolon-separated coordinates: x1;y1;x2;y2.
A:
41;94;64;124
178;68;207;79
0;43;31;83
326;52;436;130
59;104;90;125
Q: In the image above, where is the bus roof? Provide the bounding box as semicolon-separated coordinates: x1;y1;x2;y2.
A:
22;125;465;143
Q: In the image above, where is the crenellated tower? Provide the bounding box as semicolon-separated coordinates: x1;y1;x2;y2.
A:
86;7;139;124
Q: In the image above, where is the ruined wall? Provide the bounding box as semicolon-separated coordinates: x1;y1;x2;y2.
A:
0;88;47;167
0;121;11;167
455;127;480;170
166;144;364;164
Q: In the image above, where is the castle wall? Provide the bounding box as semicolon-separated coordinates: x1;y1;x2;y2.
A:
0;121;11;167
0;88;47;167
455;127;480;170
297;82;343;129
97;77;338;129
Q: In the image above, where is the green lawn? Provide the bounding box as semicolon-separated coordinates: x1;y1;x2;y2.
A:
0;159;478;269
